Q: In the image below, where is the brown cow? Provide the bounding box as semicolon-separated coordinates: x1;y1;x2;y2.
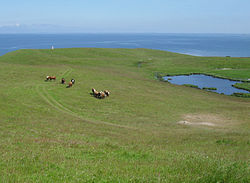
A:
46;76;56;81
99;91;106;99
92;88;99;97
67;81;73;88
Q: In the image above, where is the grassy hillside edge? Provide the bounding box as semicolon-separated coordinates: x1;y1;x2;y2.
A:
0;48;249;182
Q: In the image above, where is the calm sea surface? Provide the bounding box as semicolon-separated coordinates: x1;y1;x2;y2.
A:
0;33;250;57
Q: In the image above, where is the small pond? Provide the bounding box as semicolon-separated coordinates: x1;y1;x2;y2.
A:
163;74;250;95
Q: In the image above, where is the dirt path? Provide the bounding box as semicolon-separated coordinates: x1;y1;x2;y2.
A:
61;68;73;78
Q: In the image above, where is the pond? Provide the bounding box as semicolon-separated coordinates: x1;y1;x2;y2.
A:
163;74;250;95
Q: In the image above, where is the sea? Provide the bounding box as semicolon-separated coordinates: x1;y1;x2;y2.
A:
0;33;250;57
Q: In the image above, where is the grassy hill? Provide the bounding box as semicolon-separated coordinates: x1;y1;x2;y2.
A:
0;48;249;182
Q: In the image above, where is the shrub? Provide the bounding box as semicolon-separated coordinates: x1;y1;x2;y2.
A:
202;87;217;90
183;84;199;88
231;93;250;98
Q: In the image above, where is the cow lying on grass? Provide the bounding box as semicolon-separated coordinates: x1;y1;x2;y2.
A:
92;88;99;97
92;88;110;99
99;91;106;99
104;90;110;96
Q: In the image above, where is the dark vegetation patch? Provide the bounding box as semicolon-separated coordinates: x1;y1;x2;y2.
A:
183;84;199;88
216;139;236;145
231;93;250;98
233;82;250;92
203;87;217;90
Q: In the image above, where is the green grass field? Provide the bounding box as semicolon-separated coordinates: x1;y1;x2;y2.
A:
0;48;249;182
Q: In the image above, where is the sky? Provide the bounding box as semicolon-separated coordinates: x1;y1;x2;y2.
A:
0;0;250;33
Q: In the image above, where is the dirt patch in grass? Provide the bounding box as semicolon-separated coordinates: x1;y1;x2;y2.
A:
177;114;230;127
177;120;216;126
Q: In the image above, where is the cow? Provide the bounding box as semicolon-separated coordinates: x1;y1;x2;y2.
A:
99;91;106;99
104;90;110;97
92;88;99;97
71;79;75;84
46;76;56;81
61;78;65;84
67;81;73;88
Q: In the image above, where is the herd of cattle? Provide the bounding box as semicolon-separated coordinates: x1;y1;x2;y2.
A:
45;76;110;99
91;88;110;99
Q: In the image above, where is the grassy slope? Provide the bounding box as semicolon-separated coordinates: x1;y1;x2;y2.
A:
0;48;249;182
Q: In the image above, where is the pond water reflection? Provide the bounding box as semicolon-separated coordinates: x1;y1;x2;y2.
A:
163;74;249;95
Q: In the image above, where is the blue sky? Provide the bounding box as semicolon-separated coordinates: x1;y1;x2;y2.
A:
1;0;250;33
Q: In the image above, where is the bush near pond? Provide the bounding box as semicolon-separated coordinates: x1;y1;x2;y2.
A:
231;93;250;98
233;83;250;92
202;87;217;90
183;84;199;88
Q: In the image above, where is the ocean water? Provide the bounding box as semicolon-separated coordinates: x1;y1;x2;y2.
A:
0;33;250;57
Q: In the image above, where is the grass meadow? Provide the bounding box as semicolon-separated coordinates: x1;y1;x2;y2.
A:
0;48;249;182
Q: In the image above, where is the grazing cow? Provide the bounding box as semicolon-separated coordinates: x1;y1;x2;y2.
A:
71;79;75;84
61;78;65;84
67;81;73;88
46;76;56;81
104;90;110;97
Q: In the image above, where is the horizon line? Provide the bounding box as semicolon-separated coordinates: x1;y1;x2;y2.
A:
0;32;250;35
